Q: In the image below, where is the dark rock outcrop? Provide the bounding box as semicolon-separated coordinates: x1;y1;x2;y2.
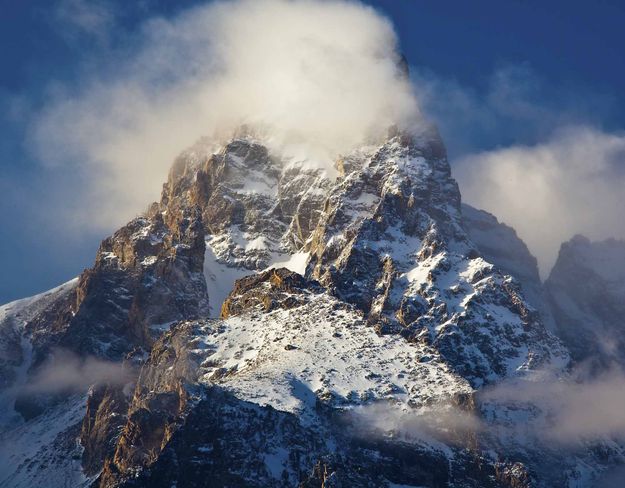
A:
461;204;555;331
20;207;209;372
305;133;566;387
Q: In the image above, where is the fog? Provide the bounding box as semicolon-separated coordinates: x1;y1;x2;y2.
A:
349;401;482;445
28;1;625;280
351;364;625;449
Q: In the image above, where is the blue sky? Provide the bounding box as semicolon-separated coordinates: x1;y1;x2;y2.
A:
1;0;624;304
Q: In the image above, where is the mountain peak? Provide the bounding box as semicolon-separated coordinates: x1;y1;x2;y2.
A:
2;129;622;488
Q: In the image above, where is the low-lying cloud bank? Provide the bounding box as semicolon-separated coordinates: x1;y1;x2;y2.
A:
454;126;625;276
32;0;420;231
350;401;480;446
479;366;625;444
351;365;625;449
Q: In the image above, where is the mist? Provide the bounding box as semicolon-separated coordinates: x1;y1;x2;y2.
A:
454;126;625;276
479;366;625;444
349;401;482;446
349;364;625;449
21;348;135;395
32;0;420;232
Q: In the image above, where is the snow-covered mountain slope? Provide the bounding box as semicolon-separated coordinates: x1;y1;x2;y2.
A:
0;395;88;488
163;137;330;316
1;127;623;487
211;272;472;416
545;235;625;369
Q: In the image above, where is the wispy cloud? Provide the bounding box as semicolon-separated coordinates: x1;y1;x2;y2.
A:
412;63;614;158
349;401;482;446
350;363;625;448
409;63;624;275
21;348;135;394
479;365;625;444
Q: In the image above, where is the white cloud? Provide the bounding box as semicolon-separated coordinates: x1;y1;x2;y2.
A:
350;401;482;445
32;0;420;231
454;126;625;276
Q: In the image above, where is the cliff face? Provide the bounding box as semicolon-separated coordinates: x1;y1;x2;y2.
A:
15;202;209;369
0;129;622;487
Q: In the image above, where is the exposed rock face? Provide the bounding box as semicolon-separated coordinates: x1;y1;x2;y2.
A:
545;235;625;370
160;137;331;316
80;384;131;477
220;268;321;318
0;320;23;392
0;280;77;393
1;188;209;421
25;208;208;363
97;322;201;487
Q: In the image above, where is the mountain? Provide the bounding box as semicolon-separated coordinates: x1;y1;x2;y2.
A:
0;129;623;487
545;235;625;371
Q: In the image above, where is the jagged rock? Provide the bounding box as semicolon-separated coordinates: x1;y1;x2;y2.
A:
0;280;77;393
305;133;567;387
97;322;203;487
80;384;131;477
20;207;209;371
92;306;533;488
220;268;320;318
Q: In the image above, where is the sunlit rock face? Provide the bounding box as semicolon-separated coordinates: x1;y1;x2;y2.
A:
3;127;624;488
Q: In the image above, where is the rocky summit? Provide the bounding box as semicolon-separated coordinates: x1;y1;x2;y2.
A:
1;127;624;487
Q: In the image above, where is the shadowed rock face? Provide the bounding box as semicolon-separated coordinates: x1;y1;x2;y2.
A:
545;235;625;371
20;206;209;370
80;383;131;477
163;137;331;272
2;130;622;488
